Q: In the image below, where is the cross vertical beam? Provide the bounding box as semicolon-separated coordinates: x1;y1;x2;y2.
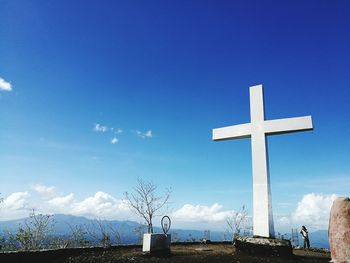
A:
250;85;274;237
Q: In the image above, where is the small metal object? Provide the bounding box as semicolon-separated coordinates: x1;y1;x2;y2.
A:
161;215;171;235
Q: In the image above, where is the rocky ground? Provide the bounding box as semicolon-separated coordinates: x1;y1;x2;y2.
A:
0;243;331;263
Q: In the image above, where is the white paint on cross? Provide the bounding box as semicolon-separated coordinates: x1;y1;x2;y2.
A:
212;84;313;238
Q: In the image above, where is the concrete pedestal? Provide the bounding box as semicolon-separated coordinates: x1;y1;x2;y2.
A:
142;234;171;253
329;197;350;263
234;236;292;257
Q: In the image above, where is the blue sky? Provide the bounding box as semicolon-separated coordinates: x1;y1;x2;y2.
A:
0;1;349;232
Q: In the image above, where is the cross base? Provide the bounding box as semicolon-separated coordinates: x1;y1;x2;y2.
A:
234;236;293;258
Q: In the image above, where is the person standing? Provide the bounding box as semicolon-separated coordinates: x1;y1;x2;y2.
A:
300;225;310;249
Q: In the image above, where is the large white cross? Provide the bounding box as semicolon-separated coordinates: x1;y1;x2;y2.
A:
212;84;313;238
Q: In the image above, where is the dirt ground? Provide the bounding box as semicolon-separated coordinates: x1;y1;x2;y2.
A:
0;243;331;263
62;243;331;263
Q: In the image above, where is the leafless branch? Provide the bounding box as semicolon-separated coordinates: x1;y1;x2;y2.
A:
226;205;250;241
124;178;171;233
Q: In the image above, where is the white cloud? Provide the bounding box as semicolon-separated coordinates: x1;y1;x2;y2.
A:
291;193;337;229
0;77;12;91
136;130;153;139
278;216;291;226
144;130;152;138
0;188;135;221
111;137;118;144
70;192;131;220
45;191;133;220
93;125;123;145
113;128;123;134
31;184;56;197
276;193;338;231
2;192;29;210
172;203;233;222
48;193;75;208
0;188;243;231
94;124;108;132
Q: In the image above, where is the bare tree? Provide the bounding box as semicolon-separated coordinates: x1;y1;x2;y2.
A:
108;223;121;245
85;218;120;247
124;178;171;233
10;210;54;251
67;224;89;248
226;205;250;241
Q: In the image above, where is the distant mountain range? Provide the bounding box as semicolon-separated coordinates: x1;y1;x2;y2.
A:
0;214;329;249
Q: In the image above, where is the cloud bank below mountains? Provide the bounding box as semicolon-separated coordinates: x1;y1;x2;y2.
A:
0;185;337;231
1;185;133;221
0;185;235;227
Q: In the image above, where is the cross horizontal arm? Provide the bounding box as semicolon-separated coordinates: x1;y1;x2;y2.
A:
213;123;252;141
264;116;313;135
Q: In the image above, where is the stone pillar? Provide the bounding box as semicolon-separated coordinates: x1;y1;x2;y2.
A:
329;197;350;262
142;234;171;253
